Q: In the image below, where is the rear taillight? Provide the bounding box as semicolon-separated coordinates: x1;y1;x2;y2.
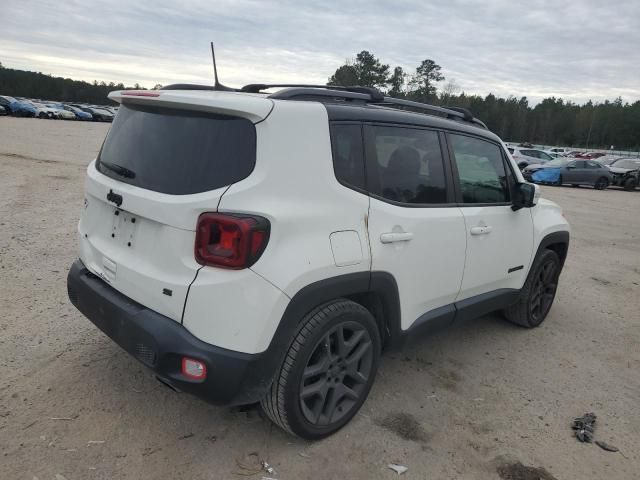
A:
194;213;270;269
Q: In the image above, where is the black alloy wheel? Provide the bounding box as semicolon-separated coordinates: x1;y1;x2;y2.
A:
261;299;381;439
594;177;609;190
299;321;374;426
529;257;559;325
503;249;561;328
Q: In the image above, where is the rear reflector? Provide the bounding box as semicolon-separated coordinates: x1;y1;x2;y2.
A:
181;357;207;380
121;90;161;97
195;213;270;269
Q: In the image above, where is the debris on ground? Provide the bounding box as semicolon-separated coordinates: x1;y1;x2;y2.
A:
497;461;558;480
298;452;310;458
571;412;596;442
595;440;619;452
388;464;409;475
234;452;263;476
87;440;105;446
262;461;276;475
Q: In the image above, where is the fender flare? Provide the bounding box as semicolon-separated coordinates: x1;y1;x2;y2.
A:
254;271;401;392
534;230;570;267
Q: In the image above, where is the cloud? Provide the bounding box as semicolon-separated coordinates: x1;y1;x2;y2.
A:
1;0;639;104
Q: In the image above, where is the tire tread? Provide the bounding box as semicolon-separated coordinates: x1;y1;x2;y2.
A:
260;300;372;436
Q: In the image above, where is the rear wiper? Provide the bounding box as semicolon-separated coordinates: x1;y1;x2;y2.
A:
100;160;136;179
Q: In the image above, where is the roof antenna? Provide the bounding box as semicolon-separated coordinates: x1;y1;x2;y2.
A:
210;43;235;91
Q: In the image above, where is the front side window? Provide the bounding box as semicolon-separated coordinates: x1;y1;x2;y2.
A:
366;126;448;204
449;134;510;204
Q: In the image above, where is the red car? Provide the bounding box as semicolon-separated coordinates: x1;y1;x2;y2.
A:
576;152;605;160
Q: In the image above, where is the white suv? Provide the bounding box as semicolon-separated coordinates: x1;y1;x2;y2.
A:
507;146;554;169
67;85;570;439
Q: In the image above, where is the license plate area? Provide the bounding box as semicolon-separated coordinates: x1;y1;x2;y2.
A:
111;208;140;247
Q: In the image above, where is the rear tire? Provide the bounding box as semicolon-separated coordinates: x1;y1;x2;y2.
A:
503;249;561;328
261;299;381;439
571;184;579;188
594;177;609;190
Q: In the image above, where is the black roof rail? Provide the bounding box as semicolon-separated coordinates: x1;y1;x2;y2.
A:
245;84;485;129
376;97;488;129
269;87;372;103
241;83;385;101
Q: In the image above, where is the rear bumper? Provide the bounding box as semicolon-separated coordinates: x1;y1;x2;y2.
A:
67;259;274;405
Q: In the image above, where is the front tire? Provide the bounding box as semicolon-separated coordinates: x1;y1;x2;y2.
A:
594;177;609;190
623;177;637;191
503;249;561;328
261;299;381;439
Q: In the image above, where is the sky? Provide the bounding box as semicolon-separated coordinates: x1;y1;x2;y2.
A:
2;0;639;104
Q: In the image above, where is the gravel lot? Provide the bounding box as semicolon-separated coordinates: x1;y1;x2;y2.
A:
1;116;639;480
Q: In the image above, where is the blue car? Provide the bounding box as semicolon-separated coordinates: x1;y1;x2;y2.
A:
63;105;93;121
0;95;37;117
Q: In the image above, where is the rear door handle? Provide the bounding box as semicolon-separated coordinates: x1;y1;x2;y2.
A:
470;226;492;235
380;232;413;243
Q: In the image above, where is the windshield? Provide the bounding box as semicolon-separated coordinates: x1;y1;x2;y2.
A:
613;159;640;169
97;103;256;195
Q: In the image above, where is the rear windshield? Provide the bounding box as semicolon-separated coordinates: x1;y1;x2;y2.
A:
97;104;256;195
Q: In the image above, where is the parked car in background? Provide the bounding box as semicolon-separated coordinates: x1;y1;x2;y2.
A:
29;102;60;119
64;105;93;120
531;159;611;189
77;106;114;122
576;152;605;160
507;147;554;169
565;151;585;157
603;156;637;167
0;95;37;117
596;155;627;166
609;158;640;191
544;147;570;156
522;158;571;181
47;104;76;120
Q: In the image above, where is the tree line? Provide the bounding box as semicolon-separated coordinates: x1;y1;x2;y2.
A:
0;63;160;106
328;51;640;150
2;55;638;149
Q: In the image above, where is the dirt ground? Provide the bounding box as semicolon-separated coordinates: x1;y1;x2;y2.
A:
0;116;638;480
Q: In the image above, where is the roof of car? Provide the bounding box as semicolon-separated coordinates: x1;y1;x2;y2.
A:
323;103;501;143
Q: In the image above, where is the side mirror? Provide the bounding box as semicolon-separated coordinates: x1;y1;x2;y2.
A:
512;182;539;211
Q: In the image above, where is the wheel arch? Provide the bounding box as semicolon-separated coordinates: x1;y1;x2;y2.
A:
260;272;401;386
535;231;569;268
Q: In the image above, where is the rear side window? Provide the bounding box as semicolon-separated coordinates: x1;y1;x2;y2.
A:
366;126;448;204
97;104;256;195
449;134;510;204
330;124;366;190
